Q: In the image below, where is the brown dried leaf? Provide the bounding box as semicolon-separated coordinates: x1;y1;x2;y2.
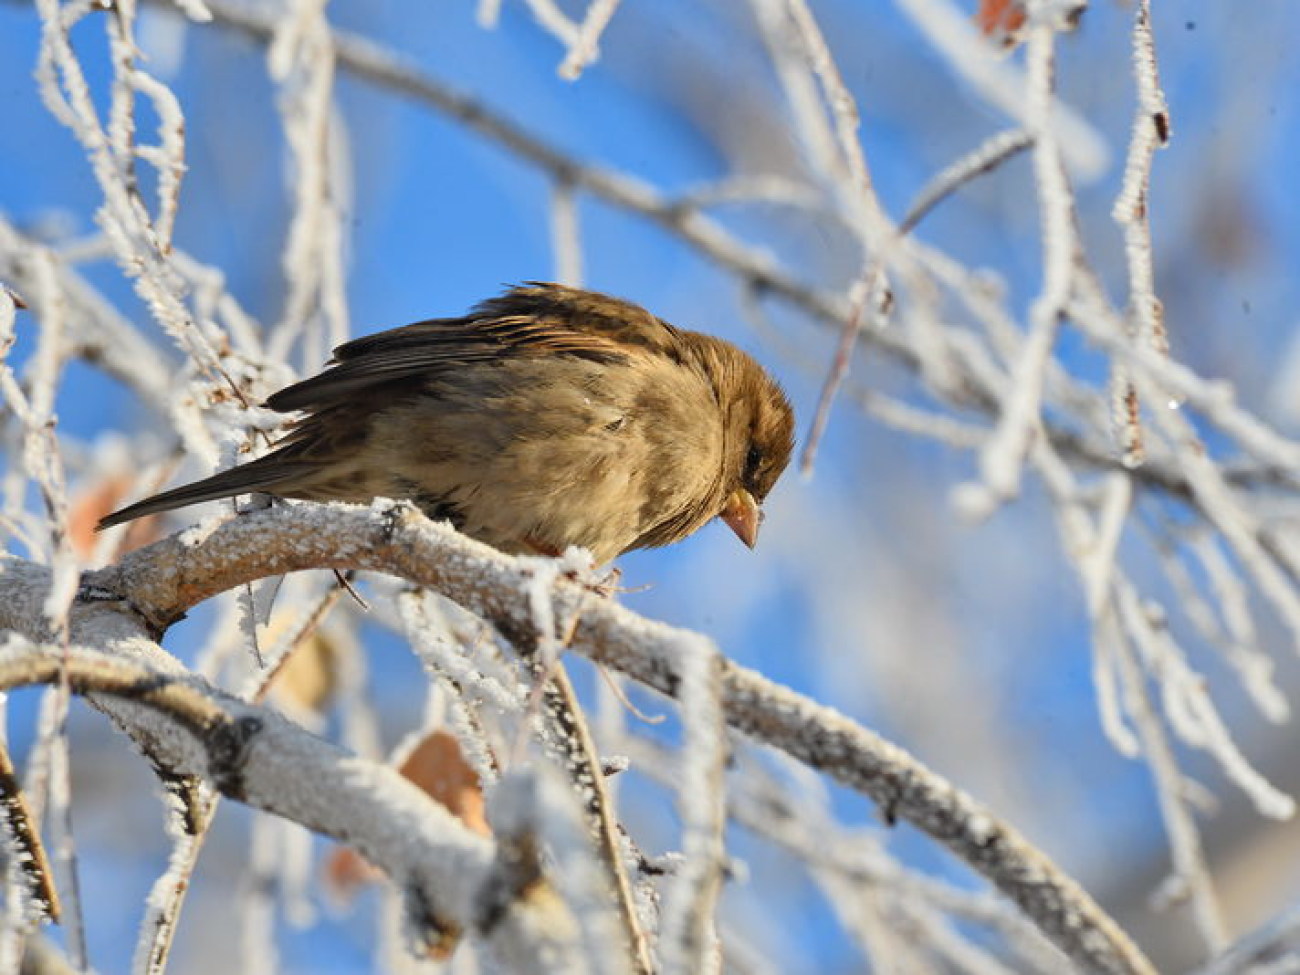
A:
975;0;1027;48
69;473;162;559
323;730;490;928
266;622;341;713
398;731;490;838
322;846;381;902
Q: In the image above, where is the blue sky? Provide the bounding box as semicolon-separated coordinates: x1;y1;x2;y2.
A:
3;1;1300;971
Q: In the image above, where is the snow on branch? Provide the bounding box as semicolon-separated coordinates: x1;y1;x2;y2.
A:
82;501;1157;974
0;567;591;973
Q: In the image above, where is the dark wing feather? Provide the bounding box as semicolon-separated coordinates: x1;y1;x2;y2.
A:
96;458;317;529
268;282;685;413
469;282;688;356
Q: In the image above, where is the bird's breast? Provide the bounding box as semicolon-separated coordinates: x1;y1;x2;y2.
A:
367;354;725;562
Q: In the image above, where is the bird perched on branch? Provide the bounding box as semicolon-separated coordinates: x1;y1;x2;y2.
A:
99;283;795;564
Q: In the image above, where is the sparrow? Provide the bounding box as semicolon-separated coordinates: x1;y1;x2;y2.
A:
98;283;795;564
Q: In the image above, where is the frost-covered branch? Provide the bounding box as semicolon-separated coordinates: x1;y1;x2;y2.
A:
84;501;1156;975
0;561;588;973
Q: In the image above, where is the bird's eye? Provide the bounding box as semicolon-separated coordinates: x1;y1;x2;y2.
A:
745;444;763;475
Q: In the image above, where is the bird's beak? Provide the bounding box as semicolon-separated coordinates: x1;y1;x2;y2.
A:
720;489;761;549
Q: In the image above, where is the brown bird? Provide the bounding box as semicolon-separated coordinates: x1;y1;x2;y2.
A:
99;283;795;564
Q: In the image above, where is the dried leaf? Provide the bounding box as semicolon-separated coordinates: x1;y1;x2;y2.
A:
267;623;341;713
398;731;490;837
324;731;489;913
975;0;1027;49
69;473;162;559
322;846;380;902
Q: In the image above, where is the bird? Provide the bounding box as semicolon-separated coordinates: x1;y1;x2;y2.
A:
98;282;795;564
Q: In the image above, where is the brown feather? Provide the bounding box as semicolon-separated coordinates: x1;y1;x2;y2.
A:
266;283;674;412
99;283;795;563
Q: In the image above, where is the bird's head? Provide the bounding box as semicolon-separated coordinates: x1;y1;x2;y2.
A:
686;333;794;549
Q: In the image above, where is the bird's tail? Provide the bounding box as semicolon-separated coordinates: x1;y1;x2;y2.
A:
96;459;311;530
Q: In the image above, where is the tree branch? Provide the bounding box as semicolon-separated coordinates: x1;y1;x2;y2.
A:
0;565;588;973
84;501;1157;975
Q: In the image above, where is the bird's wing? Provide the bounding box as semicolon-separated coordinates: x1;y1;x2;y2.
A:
267;282;685;412
467;281;688;358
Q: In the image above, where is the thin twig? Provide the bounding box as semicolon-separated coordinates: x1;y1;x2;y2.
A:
898;128;1033;236
558;0;622;80
0;741;60;923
